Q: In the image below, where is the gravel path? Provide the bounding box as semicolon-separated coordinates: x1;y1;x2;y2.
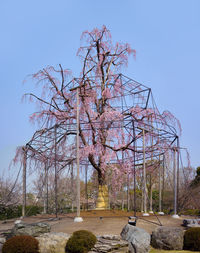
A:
0;214;185;236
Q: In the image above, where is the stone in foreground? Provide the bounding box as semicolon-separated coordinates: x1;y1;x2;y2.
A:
151;226;184;250
12;222;51;237
121;224;150;253
89;235;128;253
36;232;70;253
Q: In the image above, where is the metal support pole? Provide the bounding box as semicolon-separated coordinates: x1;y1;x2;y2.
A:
149;115;153;214
46;164;49;214
162;155;165;211
149;175;153;213
141;176;144;213
54;125;58;218
132;120;137;217
74;88;83;222
127;173;130;211
71;162;74;212
85;165;88;211
159;156;161;212
177;137;180;213
143;129;148;216
172;147;179;218
22;147;27;218
76;88;80;217
43;162;47;214
174;148;177;214
162;155;165;212
158;155;164;215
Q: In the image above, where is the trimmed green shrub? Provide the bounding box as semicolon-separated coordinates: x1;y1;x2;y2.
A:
65;230;97;253
0;205;43;220
25;205;43;216
0;205;21;220
2;235;39;253
184;227;200;251
180;209;200;216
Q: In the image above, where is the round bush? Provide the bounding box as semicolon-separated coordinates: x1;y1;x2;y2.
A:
184;227;200;251
2;235;39;253
65;230;97;253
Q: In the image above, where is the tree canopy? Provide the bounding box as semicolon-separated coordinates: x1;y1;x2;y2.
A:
25;26;180;187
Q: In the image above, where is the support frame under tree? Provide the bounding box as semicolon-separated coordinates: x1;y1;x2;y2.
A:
22;26;183;218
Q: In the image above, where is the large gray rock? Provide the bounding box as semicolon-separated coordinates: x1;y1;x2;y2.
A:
120;224;150;253
91;235;128;253
12;222;51;237
36;232;70;253
151;226;184;250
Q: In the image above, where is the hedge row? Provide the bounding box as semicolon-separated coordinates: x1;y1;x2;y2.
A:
0;205;43;220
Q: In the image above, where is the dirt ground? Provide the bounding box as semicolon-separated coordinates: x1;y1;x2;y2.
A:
0;210;187;236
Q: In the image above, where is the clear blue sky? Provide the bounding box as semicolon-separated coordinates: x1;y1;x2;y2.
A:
0;0;200;178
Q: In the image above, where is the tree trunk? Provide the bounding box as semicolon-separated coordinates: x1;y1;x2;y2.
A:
97;170;105;186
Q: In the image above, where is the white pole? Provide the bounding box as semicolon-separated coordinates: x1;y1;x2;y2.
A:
43;162;47;214
22;147;27;218
172;148;179;218
143;129;149;216
149;116;153;214
159;156;161;212
158;156;164;215
74;88;83;222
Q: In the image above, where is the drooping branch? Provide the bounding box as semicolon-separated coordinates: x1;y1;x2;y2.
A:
23;26;181;189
